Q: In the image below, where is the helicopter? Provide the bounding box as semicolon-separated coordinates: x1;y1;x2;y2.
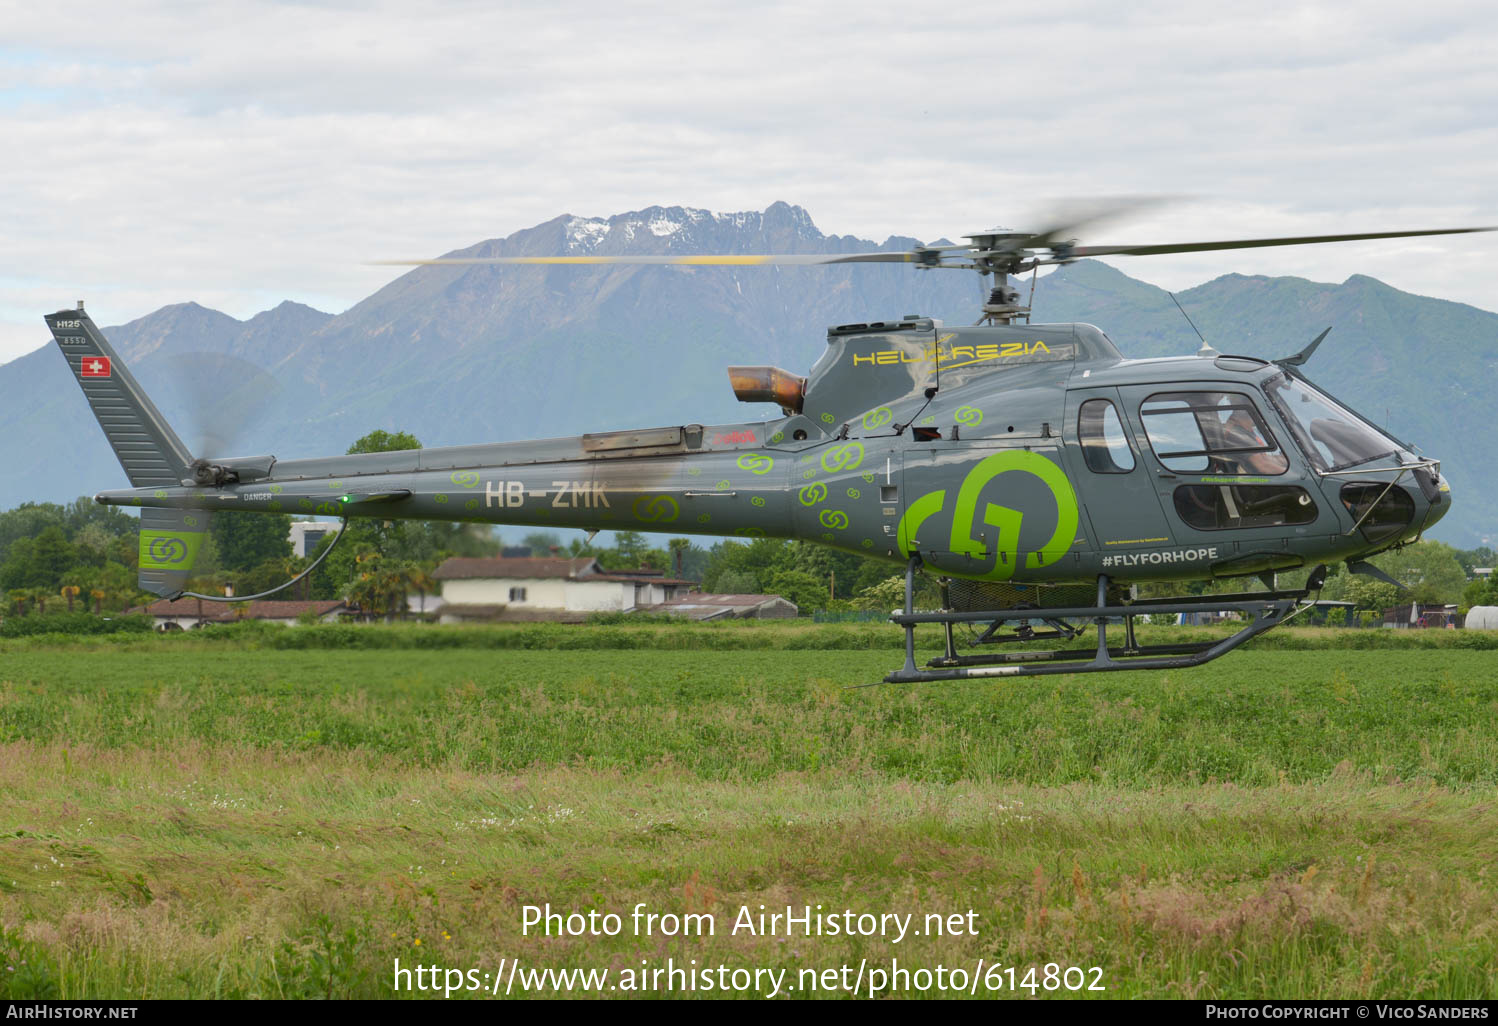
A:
43;211;1493;683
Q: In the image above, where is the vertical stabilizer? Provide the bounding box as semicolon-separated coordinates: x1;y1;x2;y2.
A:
45;305;207;598
43;305;194;486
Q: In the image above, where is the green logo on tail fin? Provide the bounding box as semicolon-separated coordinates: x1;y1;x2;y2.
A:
139;530;205;571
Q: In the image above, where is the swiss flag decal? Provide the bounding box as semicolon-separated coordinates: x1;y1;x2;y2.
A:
80;356;111;378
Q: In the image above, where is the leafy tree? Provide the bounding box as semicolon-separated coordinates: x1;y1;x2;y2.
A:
347;430;422;455
714;570;760;594
700;537;791;592
0;538;43;591
0;503;69;563
32;527;77;586
521;531;563;555
852;573;941;611
1318;540;1469;610
0;498;153;613
301;429;500;601
611;531;651;566
1372;541;1468;606
211;512;293;573
697;536;912;602
1;529;79;592
1463;576;1498;609
763;568;826;612
1323;572;1398;612
1455;546;1495;576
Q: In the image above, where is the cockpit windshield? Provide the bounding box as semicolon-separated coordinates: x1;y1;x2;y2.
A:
1263;372;1400;472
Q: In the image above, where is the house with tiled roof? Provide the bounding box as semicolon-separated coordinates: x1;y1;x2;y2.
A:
432;556;695;622
131;598;350;631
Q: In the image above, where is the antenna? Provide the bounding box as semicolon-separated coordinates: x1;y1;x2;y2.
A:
1167;291;1216;357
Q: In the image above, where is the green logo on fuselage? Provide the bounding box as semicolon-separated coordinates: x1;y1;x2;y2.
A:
896;450;1079;581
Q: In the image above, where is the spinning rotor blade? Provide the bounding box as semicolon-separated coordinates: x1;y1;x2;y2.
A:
372;211;1494;278
165;352;283;459
1061;226;1496;261
1007;196;1174;252
372;252;920;267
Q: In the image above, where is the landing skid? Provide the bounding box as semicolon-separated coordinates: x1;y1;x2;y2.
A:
885;559;1317;683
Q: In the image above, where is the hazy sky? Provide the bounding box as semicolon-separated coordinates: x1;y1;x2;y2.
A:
2;0;1495;363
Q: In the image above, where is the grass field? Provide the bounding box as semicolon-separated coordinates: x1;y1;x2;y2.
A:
2;625;1497;999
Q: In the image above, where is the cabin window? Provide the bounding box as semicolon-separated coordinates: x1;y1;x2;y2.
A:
1174;484;1318;530
1140;391;1288;475
1263;372;1399;472
508;587;527;602
1077;398;1135;473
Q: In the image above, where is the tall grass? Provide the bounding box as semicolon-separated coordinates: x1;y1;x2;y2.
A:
1;631;1496;999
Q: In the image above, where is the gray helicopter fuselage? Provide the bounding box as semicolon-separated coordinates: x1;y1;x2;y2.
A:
98;316;1451;587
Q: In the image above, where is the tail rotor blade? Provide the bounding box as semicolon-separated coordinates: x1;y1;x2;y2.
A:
165;352;283;458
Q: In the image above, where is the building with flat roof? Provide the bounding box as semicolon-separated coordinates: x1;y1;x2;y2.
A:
289;521;341;558
642;593;798;621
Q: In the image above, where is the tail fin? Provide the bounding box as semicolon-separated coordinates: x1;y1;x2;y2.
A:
45;304;208;598
45;305;194;485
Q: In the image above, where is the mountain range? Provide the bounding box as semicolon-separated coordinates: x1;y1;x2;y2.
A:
1;202;1493;546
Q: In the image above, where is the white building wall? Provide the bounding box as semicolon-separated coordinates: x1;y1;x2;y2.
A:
441;578;567;608
564;581;633;612
441;576;661;612
288;521;341;559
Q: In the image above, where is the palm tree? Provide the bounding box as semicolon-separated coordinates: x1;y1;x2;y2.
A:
379;564;407;623
276;555;310;600
7;589;28;616
60;584;81;613
404;564;437;621
90;589;106;615
347;573;384;622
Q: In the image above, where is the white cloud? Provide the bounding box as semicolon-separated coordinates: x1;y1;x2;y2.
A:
1;0;1495;362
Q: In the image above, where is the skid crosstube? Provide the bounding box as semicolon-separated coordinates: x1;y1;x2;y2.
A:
883;561;1312;683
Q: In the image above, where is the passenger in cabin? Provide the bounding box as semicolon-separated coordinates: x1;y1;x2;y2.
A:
1222;409;1285;475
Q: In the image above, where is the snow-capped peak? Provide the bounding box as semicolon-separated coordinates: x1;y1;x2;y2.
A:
565;216;609;252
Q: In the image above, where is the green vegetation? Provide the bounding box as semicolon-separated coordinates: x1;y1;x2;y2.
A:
2;626;1497;999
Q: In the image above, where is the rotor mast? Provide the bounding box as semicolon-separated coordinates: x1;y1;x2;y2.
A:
964;230;1045;325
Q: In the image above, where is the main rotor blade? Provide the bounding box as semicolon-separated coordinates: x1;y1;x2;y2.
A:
371;252;919;267
1016;196;1175;251
1062;226;1496;260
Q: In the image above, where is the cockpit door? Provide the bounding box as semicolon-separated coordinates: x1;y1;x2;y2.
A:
1119;383;1331;575
1062;387;1176;555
